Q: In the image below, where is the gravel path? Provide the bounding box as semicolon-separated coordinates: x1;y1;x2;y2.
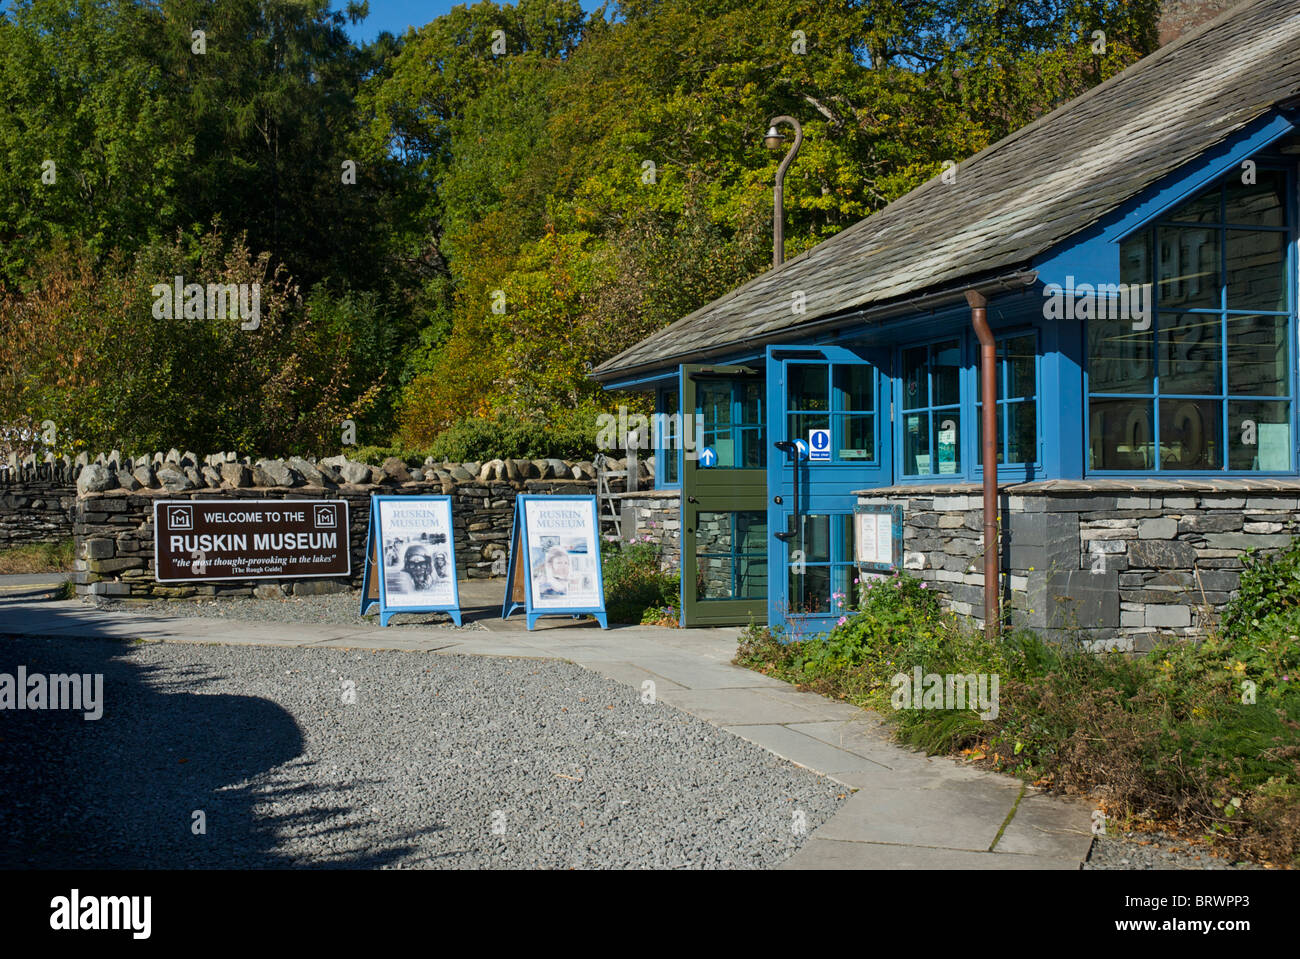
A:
0;635;848;869
90;589;484;629
1084;832;1265;870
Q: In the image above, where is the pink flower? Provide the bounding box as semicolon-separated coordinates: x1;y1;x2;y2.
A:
920;582;927;589
836;616;847;626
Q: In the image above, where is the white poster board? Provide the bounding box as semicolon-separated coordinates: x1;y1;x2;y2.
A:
522;498;601;610
377;497;457;608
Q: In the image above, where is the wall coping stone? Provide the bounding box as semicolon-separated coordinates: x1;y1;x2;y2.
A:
855;478;1300;496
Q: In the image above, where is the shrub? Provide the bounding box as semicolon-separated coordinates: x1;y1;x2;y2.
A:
601;535;678;625
1221;536;1300;639
427;414;598;462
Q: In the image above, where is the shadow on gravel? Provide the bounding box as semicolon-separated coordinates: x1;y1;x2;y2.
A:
0;622;432;868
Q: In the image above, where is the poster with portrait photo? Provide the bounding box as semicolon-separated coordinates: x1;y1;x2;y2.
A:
522;498;601;610
377;496;457;608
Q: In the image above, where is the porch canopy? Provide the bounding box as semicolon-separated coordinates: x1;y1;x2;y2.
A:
590;0;1300;387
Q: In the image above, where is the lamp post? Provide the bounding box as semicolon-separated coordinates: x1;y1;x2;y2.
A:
764;116;803;268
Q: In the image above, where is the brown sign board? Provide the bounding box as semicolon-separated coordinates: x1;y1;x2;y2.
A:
153;499;350;582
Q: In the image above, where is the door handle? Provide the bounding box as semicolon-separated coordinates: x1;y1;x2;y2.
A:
687;496;698;503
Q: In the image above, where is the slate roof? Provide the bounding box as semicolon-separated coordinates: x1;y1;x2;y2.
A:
592;0;1300;382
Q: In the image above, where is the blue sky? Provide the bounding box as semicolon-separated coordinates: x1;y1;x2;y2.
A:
344;1;597;45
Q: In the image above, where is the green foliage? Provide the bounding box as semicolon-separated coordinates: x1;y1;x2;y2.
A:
0;538;75;574
427;414;597;462
601;535;679;625
1221;537;1300;639
735;571;1300;865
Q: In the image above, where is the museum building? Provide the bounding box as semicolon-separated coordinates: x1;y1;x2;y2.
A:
591;0;1300;648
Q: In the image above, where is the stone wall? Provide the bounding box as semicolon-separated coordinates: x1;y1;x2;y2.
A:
0;461;77;547
858;480;1300;651
69;450;668;601
616;490;681;566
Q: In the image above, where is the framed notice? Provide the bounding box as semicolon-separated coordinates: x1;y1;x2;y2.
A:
502;495;607;630
153;499;349;582
854;504;903;572
363;495;462;627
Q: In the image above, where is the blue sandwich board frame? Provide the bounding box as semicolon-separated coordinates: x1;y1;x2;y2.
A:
361;494;463;627
502;494;608;630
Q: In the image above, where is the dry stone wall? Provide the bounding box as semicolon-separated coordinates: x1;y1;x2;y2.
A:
0;459;77;547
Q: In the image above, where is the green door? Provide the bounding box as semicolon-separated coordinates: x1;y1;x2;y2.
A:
680;364;768;626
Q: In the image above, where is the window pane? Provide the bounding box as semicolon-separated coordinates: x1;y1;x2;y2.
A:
1089;398;1155;470
834;365;873;411
739;427;765;469
837;414;874;461
1159;398;1222;470
1157;227;1220;310
1227;400;1291;470
1165;185;1220;224
1227;314;1289;396
737;511;767;552
1226;228;1287;312
788;413;830;453
737;553;767;598
799;514;831;562
1225;170;1284;227
700;382;731;427
1089;314;1153;393
933;411;961;474
1158;312;1221;394
902;347;927;410
1007;402;1037;464
903;411;930;475
932;340;961;406
788;364;828;411
738;382;763;423
790;565;830;615
1121;231;1152;286
1006;335;1036;399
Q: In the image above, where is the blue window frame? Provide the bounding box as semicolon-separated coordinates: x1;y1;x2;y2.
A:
899;337;964;477
697;378;765;469
1087;166;1295;473
654;381;681;488
785;513;856;617
784;361;877;463
976;331;1041;467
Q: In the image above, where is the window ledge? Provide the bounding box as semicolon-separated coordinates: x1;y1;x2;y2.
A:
855;477;1300;496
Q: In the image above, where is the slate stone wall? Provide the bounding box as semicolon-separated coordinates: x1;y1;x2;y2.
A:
859;480;1300;651
0;461;77;547
616;490;680;566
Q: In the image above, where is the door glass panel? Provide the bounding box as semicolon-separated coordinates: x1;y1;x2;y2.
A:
788;364;828;411
700;381;732;426
904;411;930;474
932;413;961;474
789;413;830;449
902;347;927;409
837;414;874;460
799;514;831;562
695;510;766;601
834;365;873;411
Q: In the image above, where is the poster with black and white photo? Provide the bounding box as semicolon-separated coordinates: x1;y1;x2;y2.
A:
522;497;601;610
377;496;457;608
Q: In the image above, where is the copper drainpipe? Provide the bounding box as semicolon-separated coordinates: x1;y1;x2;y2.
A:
966;289;1000;637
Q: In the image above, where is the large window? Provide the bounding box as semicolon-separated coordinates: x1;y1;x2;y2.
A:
1088;169;1293;472
901;339;963;476
787;513;855;615
976;333;1040;466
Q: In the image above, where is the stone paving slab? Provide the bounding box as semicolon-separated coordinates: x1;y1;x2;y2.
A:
721;723;891;781
655;687;842;726
780;838;1081;870
993;791;1097;862
809;779;1023;850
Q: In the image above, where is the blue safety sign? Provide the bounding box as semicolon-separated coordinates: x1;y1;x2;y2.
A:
699;446;718;468
808;428;831;462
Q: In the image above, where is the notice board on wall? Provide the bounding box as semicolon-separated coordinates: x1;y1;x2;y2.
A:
854;504;903;572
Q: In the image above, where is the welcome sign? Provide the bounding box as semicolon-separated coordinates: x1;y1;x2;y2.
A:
502;495;607;630
154;499;350;582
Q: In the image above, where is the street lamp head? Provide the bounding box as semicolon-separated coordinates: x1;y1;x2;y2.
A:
763;125;786;149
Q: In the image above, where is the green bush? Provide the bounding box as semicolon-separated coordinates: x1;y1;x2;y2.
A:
601;535;679;625
426;415;598;462
1221;537;1300;639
